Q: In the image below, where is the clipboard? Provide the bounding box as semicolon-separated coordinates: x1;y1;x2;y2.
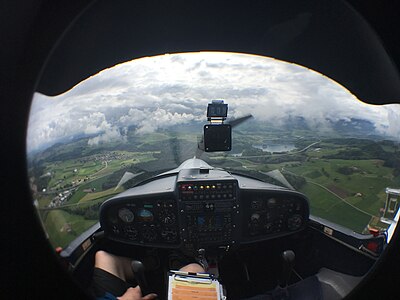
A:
167;270;226;300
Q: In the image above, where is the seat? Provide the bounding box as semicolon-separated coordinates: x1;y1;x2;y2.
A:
316;267;363;300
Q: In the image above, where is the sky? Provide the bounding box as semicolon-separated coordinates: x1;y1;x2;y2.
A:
27;52;400;152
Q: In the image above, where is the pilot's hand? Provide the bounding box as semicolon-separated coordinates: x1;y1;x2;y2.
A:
117;286;157;300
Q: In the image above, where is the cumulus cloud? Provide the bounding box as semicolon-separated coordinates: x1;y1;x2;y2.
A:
377;105;400;138
118;107;200;134
27;52;400;152
88;126;127;146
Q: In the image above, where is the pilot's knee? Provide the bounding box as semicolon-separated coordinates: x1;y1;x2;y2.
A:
95;250;115;265
95;250;108;260
179;263;205;273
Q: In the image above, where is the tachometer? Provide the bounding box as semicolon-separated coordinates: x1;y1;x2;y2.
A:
118;208;135;223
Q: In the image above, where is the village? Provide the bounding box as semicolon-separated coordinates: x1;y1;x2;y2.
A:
42;151;138;209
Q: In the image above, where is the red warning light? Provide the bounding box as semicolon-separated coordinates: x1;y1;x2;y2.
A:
366;241;379;253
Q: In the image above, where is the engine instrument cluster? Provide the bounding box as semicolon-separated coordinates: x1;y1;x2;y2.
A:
241;191;308;242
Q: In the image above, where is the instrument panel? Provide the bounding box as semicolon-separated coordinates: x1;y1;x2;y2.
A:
101;195;180;247
241;191;308;243
99;172;309;249
177;179;240;252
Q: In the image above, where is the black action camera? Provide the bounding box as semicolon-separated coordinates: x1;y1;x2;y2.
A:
204;100;232;152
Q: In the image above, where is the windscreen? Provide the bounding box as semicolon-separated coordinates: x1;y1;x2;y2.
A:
27;52;400;249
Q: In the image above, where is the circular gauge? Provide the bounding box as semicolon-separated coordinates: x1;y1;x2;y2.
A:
249;213;261;235
123;226;138;240
118;208;134;223
159;209;176;225
287;214;303;231
142;226;157;241
267;198;277;208
264;222;273;231
161;228;177;242
137;208;154;222
251;213;260;222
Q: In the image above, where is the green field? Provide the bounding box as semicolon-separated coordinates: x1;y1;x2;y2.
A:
68;175;112;204
299;182;371;232
215;146;395;234
44;209;97;248
31;131;400;248
79;186;123;202
43;151;157;191
37;194;53;209
285;158;393;216
35;151;160;247
44;160;104;189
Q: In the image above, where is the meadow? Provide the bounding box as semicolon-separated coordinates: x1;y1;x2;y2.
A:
32;132;400;248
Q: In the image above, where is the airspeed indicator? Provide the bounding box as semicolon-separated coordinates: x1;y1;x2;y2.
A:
118;208;135;223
